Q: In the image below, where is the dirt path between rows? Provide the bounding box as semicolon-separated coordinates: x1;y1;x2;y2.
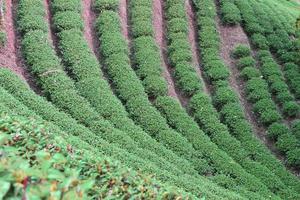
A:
0;0;37;90
82;0;100;58
119;0;129;43
186;0;211;96
152;0;188;106
215;15;290;164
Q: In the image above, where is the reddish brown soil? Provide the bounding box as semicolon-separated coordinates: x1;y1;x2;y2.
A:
82;0;100;57
119;0;129;42
152;0;188;106
186;0;210;95
215;16;289;163
0;0;37;90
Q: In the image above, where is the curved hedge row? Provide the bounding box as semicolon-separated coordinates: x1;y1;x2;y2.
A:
255;0;300;66
17;0;189;177
191;0;300;197
164;0;202;96
234;0;300;169
0;84;162;176
94;0;212;174
0;70;243;199
235;1;300;193
235;0;300;118
0;114;198;199
152;1;291;197
256;50;299;117
155;96;290;199
50;0;195;175
283;62;300;100
129;0;168;98
233;44;300;167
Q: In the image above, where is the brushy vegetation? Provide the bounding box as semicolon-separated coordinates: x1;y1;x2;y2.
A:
0;0;299;198
233;44;300;168
0;114;196;199
129;0;168;98
165;0;202;96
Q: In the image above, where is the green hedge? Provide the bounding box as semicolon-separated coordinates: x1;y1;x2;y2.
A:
93;0;119;11
235;0;300;121
17;0;195;180
283;62;300;99
52;11;84;32
50;0;195;175
232;44;251;59
237;56;256;69
231;45;300;170
188;93;280;199
165;0;202;96
0;70;241;199
192;0;300;197
0;114;198;199
95;2;210;175
291;120;300;140
154;96;287;199
257;50;300;117
128;0;167;98
249;0;300;90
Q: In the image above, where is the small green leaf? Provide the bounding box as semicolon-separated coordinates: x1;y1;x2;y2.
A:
0;181;10;199
81;179;95;191
0;134;9;145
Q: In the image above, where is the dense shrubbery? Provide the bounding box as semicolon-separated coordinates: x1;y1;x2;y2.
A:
0;70;244;199
234;0;300;170
292;120;300;140
192;0;300;197
232;45;300;168
232;44;251;59
3;0;298;198
21;0;213;186
51;0;195;177
235;0;300;119
154;96;288;199
128;0;167;98
257;50;299;117
251;0;300;99
283;62;300;99
94;0;213;178
237;56;256;69
0;114;195;199
219;0;241;25
165;0;202;96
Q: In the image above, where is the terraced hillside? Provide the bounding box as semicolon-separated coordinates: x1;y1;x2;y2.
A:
0;0;299;199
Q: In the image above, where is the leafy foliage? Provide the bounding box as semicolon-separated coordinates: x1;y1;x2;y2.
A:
219;1;241;25
0;114;195;199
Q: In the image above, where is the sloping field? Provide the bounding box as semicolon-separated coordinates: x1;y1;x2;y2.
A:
0;0;300;199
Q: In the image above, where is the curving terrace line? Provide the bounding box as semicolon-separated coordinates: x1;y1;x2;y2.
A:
0;0;38;91
152;0;188;106
214;13;292;168
186;0;211;96
82;0;100;58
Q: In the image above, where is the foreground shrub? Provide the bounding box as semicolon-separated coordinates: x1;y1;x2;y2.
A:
0;114;194;199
